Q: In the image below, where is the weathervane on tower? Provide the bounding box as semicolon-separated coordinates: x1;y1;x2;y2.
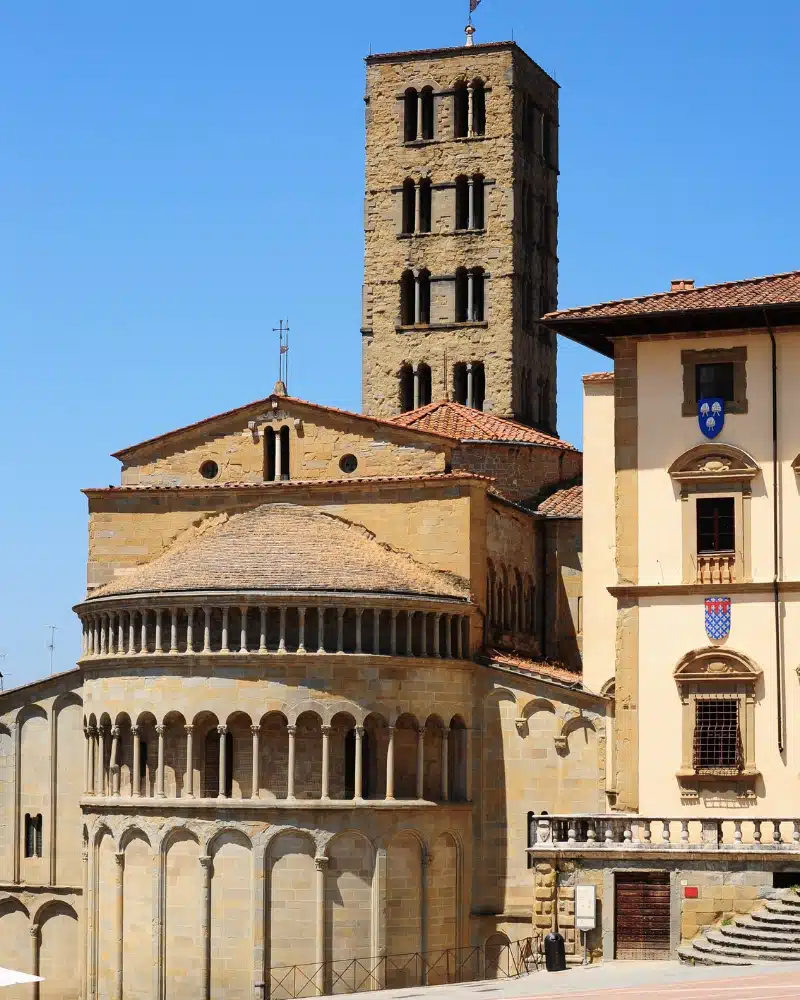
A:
465;0;482;46
273;319;289;395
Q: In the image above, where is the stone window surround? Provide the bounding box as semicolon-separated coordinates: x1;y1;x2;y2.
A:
674;647;762;798
681;346;748;417
396;82;493;146
668;444;759;584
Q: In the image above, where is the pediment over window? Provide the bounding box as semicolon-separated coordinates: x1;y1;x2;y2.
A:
674;647;762;684
668;444;759;490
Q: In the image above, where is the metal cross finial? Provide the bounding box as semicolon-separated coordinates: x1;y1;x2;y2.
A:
273;319;290;393
46;625;58;675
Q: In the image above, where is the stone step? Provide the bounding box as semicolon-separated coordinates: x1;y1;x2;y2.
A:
707;928;800;955
756;902;800;924
678;944;752;967
692;934;800;963
726;917;800;944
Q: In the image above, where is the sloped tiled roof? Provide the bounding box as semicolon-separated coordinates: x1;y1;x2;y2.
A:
391;401;577;450
88;503;470;601
582;371;614;384
485;649;583;689
545;270;800;323
536;484;582;518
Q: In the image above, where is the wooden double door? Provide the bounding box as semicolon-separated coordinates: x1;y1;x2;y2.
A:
614;871;671;959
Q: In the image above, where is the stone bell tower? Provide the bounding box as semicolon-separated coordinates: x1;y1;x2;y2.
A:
360;38;559;432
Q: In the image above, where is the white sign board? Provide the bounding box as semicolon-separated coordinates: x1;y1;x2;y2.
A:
575;884;596;931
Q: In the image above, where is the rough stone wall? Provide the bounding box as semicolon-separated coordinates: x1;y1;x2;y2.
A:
361;44;558;429
541;518;583;671
453;443;581;503
120;403;448;487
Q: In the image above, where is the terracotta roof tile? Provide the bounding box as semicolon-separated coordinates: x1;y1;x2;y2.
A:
390;401;577;450
486;649;583;688
545;270;800;323
582;371;614;383
536;483;582;518
88;503;470;601
84;472;491;495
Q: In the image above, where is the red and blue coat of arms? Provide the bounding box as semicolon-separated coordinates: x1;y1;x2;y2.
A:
705;597;731;640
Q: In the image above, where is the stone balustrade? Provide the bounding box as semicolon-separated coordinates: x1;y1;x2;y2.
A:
76;598;471;661
696;552;736;584
529;814;800;851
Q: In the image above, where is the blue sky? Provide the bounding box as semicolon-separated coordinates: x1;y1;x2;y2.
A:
2;1;799;686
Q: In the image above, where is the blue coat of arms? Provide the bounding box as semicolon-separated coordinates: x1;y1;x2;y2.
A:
705;597;731;640
698;397;724;439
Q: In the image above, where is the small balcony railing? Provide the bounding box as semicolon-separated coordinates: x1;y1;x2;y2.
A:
528;814;800;852
696;552;736;585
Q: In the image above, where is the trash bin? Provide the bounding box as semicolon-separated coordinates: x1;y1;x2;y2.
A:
544;931;567;972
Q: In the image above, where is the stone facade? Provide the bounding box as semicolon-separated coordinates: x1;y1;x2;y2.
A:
361;43;559;431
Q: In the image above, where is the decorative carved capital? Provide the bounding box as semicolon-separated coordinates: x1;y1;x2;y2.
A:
114;851;125;869
422;853;434;868
321;725;332;736
110;727;120;738
554;735;569;755
81;848;89;863
217;725;227;736
184;724;193;735
131;725;140;736
250;725;261;736
155;725;165;736
354;726;365;738
286;725;297;736
314;856;329;872
514;718;528;737
29;924;39;938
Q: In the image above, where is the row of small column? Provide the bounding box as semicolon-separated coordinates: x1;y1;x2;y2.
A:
81;606;469;659
84;722;472;802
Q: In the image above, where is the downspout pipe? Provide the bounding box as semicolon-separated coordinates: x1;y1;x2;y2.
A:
764;309;784;754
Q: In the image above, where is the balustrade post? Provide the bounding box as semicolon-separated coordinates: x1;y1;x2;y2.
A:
251;725;260;799
131;726;140;797
373;608;380;654
298;607;306;653
317;608;326;654
681;820;690;845
278;606;287;653
355;610;363;654
354;726;364;801
336;608;345;653
156;725;166;798
186;608;194;653
385;726;395;800
259;607;267;652
221;607;229;653
390;610;398;656
203;607;211;653
793;821;800;846
587;819;597;843
662;820;671;844
733;820;743;845
416;728;425;799
286;725;297;800
321;725;331;800
774;820;783;845
217;725;227;798
642;819;652;844
184;725;194;798
440;729;449;801
567;821;577;845
240;606;249;653
754;820;763;844
604;819;614;844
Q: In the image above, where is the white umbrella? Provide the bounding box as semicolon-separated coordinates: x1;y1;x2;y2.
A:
0;967;43;988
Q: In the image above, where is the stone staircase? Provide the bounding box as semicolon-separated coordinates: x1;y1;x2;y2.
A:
679;890;800;965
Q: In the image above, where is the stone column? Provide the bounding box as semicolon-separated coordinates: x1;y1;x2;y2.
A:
416;728;425;799
390;611;398;655
128;611;136;655
467;270;474;322
433;614;442;657
298;607;306;653
314;856;329;996
414;275;421;325
186;608;194;653
259;607;267;652
131;726;141;798
221;607;229;653
80;845;88;1000
114;851;124;1000
199;855;212;1000
100;616;107;656
286;725;297;799
454;616;462;659
109;614;116;655
217;725;227;798
421;853;432;983
373;609;380;654
83;727;92;795
413;366;420;409
118;613;125;654
336;608;345;653
445;615;452;658
352;725;365;802
240;607;249;653
96;727;106;796
29;924;40;1000
184;725;194;798
317;608;326;654
420;613;427;657
414;181;421;232
154;609;162;654
355;610;363;654
321;725;331;801
441;729;449;801
465;727;473;801
278;607;287;653
203;606;212;653
156;725;166;798
274;430;282;481
110;726;120;797
416;93;423;140
406;612;413;657
166;607;177;654
468;176;475;229
251;725;260;799
385;726;395;800
468;85;475;136
139;610;148;654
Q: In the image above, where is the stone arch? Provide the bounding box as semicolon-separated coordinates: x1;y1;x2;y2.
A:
330;711;357;800
39;900;79;999
363;711;389;799
16;702;47;726
53;691;82;715
162;827;203;998
600;678;616;699
427;832;459;976
210;829;253;1000
669;443;759;484
121;829;153;1000
33;896;77;926
385;829;424;983
422;714;445;801
325;831;375;967
484;932;511;979
162;710;187;799
295;709;323;800
118;824;152;852
267;829;318;971
0;897;33;990
225;711;253;799
259;711;288;800
517;697;557;736
557;713;597;755
674;646;763;682
394;713;420;800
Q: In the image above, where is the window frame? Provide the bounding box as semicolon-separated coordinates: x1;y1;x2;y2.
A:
681;346;748;417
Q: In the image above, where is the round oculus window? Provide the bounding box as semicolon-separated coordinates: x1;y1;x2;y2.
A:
199;460;219;480
339;454;358;474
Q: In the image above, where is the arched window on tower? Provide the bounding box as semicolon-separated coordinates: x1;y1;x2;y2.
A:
472;173;485;228
472;362;485;410
264;427;276;481
453;81;469;138
455;176;469;231
398;364;414;413
472;79;486;136
453;362;467;404
455;268;468;322
416;363;432;407
400;270;415;326
420;86;434;140
418;178;432;233
453;361;484;409
404;88;418;143
418;269;431;324
279;425;290;481
402;179;416;234
455;268;485;323
472;267;485;322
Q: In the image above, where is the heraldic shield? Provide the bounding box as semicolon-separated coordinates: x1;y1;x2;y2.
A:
705;597;731;640
698;397;725;439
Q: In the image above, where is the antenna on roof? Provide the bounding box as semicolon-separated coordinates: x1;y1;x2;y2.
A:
0;652;7;692
46;625;57;675
273;320;289;395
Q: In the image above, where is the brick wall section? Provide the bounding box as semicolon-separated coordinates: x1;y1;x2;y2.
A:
453;443;581;503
